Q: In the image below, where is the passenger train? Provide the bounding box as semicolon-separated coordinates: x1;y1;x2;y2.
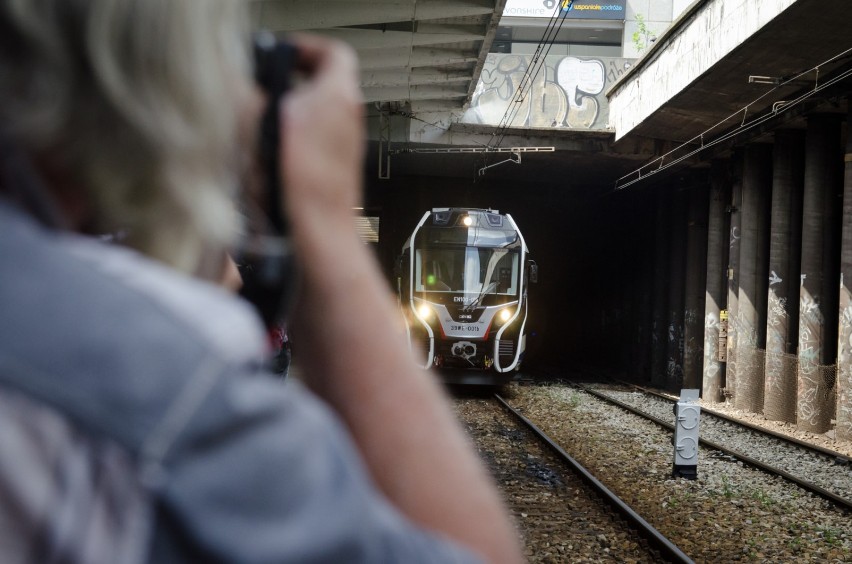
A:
397;208;536;382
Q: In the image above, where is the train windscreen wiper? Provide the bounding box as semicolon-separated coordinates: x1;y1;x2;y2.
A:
463;250;506;312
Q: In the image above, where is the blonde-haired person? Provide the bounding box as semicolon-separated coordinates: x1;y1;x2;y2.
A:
0;2;524;563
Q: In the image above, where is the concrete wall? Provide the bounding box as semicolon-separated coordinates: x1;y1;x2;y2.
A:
365;172;657;371
622;0;674;58
460;53;634;130
609;0;797;141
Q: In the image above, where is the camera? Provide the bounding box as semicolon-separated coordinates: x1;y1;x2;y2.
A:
237;32;299;328
253;30;298;235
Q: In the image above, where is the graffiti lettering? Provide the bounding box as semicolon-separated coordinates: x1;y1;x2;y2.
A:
769;270;782;286
463;54;633;130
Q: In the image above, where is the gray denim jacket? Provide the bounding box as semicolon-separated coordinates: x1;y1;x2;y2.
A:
0;200;480;563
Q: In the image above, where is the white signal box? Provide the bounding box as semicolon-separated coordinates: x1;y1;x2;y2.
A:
672;389;700;479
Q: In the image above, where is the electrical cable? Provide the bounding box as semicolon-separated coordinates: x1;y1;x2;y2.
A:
479;1;576;175
613;45;852;191
489;1;576;147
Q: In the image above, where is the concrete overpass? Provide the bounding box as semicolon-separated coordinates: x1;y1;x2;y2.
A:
252;0;848;186
252;0;852;441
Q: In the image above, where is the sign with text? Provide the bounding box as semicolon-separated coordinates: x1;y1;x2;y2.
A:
504;0;626;20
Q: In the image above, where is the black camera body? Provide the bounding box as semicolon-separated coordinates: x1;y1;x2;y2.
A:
237;32;299;328
253;31;298;235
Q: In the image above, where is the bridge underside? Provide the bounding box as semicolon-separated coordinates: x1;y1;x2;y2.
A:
256;0;852;440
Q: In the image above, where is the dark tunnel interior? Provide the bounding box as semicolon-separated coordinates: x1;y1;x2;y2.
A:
364;166;665;379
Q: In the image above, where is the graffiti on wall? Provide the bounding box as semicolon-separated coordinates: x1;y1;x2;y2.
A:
462;54;633;130
703;312;720;385
797;289;829;430
837;282;852;440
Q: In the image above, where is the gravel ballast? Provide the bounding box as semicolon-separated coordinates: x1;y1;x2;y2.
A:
591;386;852;504
478;384;852;562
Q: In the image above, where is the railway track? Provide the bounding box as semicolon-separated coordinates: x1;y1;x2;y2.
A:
578;382;852;512
453;394;693;563
619;380;851;462
482;380;852;561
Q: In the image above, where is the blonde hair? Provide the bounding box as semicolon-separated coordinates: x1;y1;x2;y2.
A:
0;0;252;274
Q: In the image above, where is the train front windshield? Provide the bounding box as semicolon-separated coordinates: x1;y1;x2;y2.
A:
415;247;519;296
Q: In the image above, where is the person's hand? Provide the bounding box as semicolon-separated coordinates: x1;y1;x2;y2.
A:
280;35;364;233
219;253;243;292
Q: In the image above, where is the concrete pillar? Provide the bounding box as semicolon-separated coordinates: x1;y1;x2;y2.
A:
683;181;709;390
636;197;656;381
724;152;744;402
734;144;772;412
666;188;688;391
650;189;671;387
703;160;731;403
836;103;852;441
764;130;805;423
797;115;842;433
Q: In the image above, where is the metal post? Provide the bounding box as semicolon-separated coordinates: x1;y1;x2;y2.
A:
672;389;701;479
650;189;672;387
666;188;688;391
636;199;656;382
734;144;772;413
684;181;709;390
797;115;842;433
764;130;805;423
377;105;391;180
838;102;852;442
724;151;744;402
703;160;731;403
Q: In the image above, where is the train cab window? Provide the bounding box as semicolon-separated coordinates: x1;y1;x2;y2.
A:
415;248;518;295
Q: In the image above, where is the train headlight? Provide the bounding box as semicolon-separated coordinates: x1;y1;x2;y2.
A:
462;215;473;226
418;304;432;320
499;308;512;322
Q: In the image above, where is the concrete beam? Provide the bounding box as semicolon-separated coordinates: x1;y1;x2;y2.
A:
361;68;473;88
363;84;468;103
358;47;479;71
252;0;495;31
608;0;797;141
409;100;469;114
307;27;485;50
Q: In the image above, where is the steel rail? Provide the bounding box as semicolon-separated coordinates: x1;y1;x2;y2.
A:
494;394;695;564
615;380;851;463
572;383;852;512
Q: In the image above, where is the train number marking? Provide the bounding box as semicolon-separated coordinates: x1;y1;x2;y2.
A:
450;325;479;332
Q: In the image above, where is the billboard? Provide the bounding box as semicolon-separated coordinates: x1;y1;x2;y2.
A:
504;0;626;20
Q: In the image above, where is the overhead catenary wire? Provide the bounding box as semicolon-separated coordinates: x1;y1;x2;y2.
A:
478;0;577;176
486;1;576;149
613;45;852;191
375;3;574;179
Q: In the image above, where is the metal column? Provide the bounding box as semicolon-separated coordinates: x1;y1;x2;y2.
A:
635;196;656;382
650;190;672;387
836;104;852;442
683;182;709;390
764;130;805;423
797;115;842;433
724;152;744;402
702;160;731;403
734;144;772;413
666;188;688;391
